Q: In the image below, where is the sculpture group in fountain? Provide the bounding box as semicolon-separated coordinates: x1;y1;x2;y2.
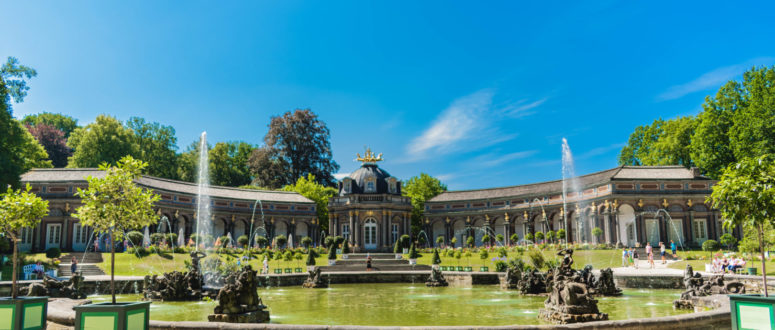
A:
425;267;449;287
595;268;622;296
302;267;328;288
208;265;270;323
673;264;745;309
538;249;609;324
22;273;86;299
143;251;206;301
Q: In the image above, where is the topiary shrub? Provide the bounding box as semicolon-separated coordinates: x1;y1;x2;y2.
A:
481;234;490;246
150;232;165;245
274;234;287;249
306;251;316;266
393;239;400;254
126;231;144;247
720;233;737;250
527;248;545;270
301;236;312;250
546;231;555;243
237;235;249;247
432;248;442;265
702;239;720;259
255;235;268;248
46;247;62;259
400;235;411;249
436;236;444;247
166;233;178;246
557;229;566;242
466;236;474;248
525;233;534;243
535;232;544;242
479;249;489;266
494;260;508;272
342;241;350;254
219;235;231;248
450;237;457;248
327;245;337;260
510;233;518;245
495;234;504;245
408;243;420;259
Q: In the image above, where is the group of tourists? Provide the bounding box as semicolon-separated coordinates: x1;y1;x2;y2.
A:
711;256;746;274
621;240;678;269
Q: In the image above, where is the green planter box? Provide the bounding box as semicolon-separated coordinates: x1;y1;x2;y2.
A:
73;301;150;330
0;296;48;330
480;266;489;272
464;267;473;272
747;267;758;275
730;294;775;329
456;266;464;271
284;268;292;274
440;266;447;271
273;269;282;274
294;268;303;273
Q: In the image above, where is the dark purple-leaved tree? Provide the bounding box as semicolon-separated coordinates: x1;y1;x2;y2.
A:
26;123;72;167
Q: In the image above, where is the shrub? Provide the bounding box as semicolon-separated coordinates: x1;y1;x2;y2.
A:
294;251;303;264
306;251;316;266
393;239;400;254
557;229;566;241
219;235;231;248
509;257;527;271
720;233;737;250
510;233;518;244
148;245;158;254
237;235;249;247
274;234;287;248
466;236;474;248
450;237;457;248
432;249;442;265
446;248;455;257
546;231;555;243
150;232;165;245
481;234;491;246
494;260;508;272
173;246;186;254
497;247;507;258
479;249;489;265
46;247;62;259
324;235;335;248
436;236;444;246
525;233;534;242
327;245;337;260
301;236;312;250
454;250;462;265
126;231;144;247
400;235;411;249
334;236;345;247
255;236;268;248
527;248;545;270
702;239;720;258
342;241;350;254
166;233;178;246
0;237;10;253
408;243;421;259
535;232;544;241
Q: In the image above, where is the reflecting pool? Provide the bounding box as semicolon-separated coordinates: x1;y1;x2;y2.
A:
90;284;690;326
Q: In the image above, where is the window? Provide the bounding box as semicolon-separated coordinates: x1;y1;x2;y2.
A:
342;224;350;241
693;218;707;243
367;181;375;191
20;227;32;244
388;179;397;194
391;224;399;244
343;179;351;194
626;223;635;243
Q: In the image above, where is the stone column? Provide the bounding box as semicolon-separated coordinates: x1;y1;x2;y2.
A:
382;210;389;248
348;211;355;245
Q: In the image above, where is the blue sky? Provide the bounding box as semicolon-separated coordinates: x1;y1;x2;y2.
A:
2;1;775;190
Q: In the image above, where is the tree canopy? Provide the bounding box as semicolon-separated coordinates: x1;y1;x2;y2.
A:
209;141;254;187
67;114;137;168
26;123;72;167
21;112;79;138
252;109;339;188
403;173;447;234
127;117;179;179
281;174;337;233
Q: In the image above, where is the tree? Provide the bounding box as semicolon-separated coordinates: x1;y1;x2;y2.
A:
479;249;489;266
535;231;544;242
0;184;49;298
642;116;696;167
0;57;52;189
546;230;555;243
73;156;160;304
254;109;339;187
281;174;337;233
618;120;663;166
720;233;737;251
690;81;742;178
126;117;179;179
432;248;442;265
21;112;78;138
274;235;287;249
728;67;775;162
209;141;254;187
481;234;491;246
495;234;504;246
26;123;72;167
436;236;445;247
525;233;534;243
248;146;289;189
450;237;457;248
306;250;316;266
408;243;420;259
301;236;313;251
68;115;137;168
509;233;518;245
403;173;447;235
466;236;474;248
591;227;603;242
557;229;567;243
709;154;775;296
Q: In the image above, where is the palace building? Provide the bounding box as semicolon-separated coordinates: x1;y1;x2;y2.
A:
422;166;736;248
18;168;319;252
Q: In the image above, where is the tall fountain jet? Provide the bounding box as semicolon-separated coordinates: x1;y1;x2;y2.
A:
561;138;584;242
196;132;212;250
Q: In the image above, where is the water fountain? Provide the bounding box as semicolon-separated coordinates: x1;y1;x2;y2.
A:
196;132;212;250
142;227;151;247
561;138;587;243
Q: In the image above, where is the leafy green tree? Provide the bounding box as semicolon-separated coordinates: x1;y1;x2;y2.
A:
126;117;179;179
301;236;312;251
479;249;489;266
0;57;52;189
525;233;534;243
495;234;504;245
535;231;544;242
73;156;160;303
690;81;742;178
306;250;316;266
450;237;457;248
209;141;254;187
403;173;447;235
643;116;696;167
557;229;566;242
281;174;337;233
274;234;287;249
0;184;49;298
481;234;490;246
591;227;603;242
252;109;339;187
436;236;445;247
68;115;137;168
546;230;555;243
729;67;775;162
618;120;663;166
21;112;78;138
509;233;518;245
709;154;775;296
720;233;737;251
466;236;474;248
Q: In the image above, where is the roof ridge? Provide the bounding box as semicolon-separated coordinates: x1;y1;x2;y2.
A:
138;174;297;194
435;166;620;195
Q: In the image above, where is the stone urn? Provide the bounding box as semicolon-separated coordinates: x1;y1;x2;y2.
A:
409;259;417;265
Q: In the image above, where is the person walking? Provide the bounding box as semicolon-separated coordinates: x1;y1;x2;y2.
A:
660;242;666;264
70;256;78;275
646;243;655;269
621;248;629;267
670;240;677;259
262;256;269;274
632;249;639;269
628;248;635;267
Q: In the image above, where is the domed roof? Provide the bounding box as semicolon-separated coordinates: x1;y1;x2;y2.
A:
340;164;399;195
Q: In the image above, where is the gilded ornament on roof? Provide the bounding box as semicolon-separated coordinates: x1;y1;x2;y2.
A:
356;147;383;163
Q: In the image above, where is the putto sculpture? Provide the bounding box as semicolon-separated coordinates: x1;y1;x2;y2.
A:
22;273;86;299
425;267;448;287
208;265;270;323
539;249;608;324
302;267;328;288
143;251;206;301
674;264;745;309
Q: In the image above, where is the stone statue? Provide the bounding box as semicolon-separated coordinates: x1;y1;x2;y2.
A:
674;264;745;309
425;267;448;287
518;269;548;294
22;273;86;299
302;267;327;288
595;268;622;296
505;266;521;289
539;249;608;324
143;269;204;301
190;251;207;274
578;265;596;289
208;265;269;323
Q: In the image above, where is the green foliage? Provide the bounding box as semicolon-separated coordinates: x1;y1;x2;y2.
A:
342;240;350;254
126;231;144;247
68;115;137;168
494;260;508;272
481;234;490;245
535;232;544;241
454;250;462;264
393;239;400;254
237;235;249;247
402;173;447;235
306;251;316;266
495;234;504;243
546;231;555;242
250;109;339;188
466;236;474;248
209;141;255;187
720;233;737;250
400;234;411;249
527;248;545;270
283;250;293;262
281;174;337;233
126;117;179;179
255;235;268;248
150;233;165;245
431;248;442;265
525;233;534;242
557;229;566;240
478;249;489;265
408;243;420;259
497;247;507;258
702;239;720;253
591;227;603;239
445;248;455;258
300;236;312;250
450;237;457;247
21;112;78;138
45;247;61;259
510;233;518;244
325;236;335;248
436;236;444;246
327;244;337;260
274;234;287;249
218;235;231;248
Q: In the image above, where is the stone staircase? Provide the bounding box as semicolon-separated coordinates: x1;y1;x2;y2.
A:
319;253;431;272
58;252;105;276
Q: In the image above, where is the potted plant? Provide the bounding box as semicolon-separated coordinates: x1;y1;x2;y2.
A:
408;243;420;265
464;250;473;272
294;251;303;273
71;157;160;330
709;155;775;329
450;237;457;248
0;184;49;330
400;235;410;254
431;248;442;269
481;234;490;247
479;249;489;272
327;245;337;266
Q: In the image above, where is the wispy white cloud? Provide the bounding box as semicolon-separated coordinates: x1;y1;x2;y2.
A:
333;173;349;180
473;150;538;168
403;90;547;162
577;143;625;160
657;57;775;101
